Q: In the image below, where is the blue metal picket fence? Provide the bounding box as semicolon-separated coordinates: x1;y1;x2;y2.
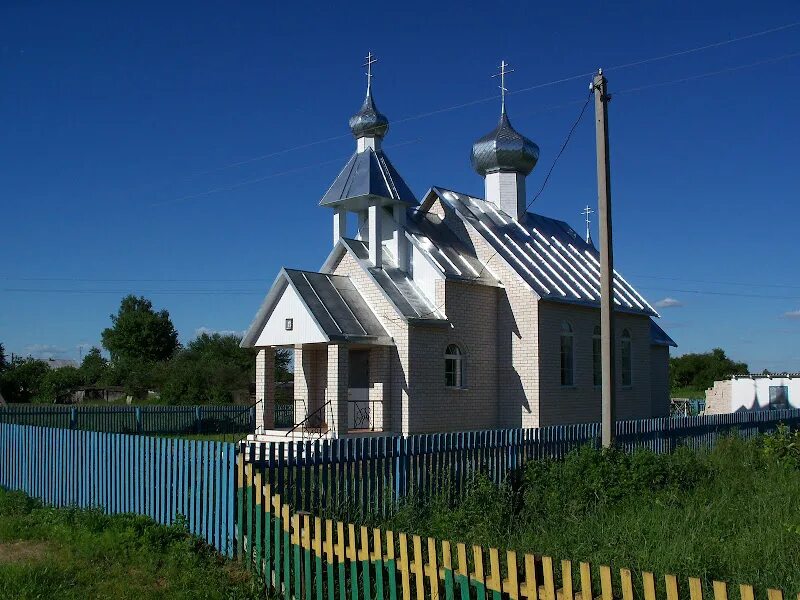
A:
243;408;800;519
0;404;256;435
0;423;237;556
2;410;798;559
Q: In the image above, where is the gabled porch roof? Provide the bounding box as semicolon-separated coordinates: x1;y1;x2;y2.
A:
241;268;392;348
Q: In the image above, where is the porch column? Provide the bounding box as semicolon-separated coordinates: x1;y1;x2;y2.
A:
294;345;309;426
326;344;349;435
254;347;275;433
369;346;390;431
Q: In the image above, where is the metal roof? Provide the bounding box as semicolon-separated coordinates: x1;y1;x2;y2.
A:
319;148;417;209
430;187;659;317
471;112;539;177
405;209;500;287
349;89;389;139
240;268;391;348
649;319;677;347
338;238;447;323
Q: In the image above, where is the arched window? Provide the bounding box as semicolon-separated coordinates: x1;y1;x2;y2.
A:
621;329;632;387
445;344;464;388
560;322;574;386
592;325;602;387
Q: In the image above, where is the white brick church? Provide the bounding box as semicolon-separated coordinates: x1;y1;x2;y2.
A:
241;66;675;440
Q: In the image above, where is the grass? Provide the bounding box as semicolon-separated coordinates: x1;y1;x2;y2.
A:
0;489;262;600
380;434;800;595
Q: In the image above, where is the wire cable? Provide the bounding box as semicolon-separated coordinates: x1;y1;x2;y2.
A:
157;20;800;181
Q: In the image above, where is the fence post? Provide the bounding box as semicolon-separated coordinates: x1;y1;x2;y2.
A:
196;406;202;434
135;407;142;434
69;407;77;430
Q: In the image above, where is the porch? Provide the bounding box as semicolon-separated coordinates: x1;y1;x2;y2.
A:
253;342;392;441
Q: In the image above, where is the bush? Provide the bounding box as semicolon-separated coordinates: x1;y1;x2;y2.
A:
763;424;800;469
522;444;709;520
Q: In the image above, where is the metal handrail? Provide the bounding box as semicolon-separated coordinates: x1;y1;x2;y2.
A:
285;400;331;437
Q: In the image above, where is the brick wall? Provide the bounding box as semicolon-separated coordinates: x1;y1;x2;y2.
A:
537;302;654;425
405;279;499;433
330;250;410;434
650;345;670;417
430;198;541;428
704;380;732;415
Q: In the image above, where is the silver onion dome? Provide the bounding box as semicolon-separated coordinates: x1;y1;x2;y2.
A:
471;112;539;177
349;90;389;139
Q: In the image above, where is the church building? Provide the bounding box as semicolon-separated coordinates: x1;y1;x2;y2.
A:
241;61;675;441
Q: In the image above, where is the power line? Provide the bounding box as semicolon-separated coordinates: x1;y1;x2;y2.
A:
630;274;800;290
148;19;800;181
614;51;800;96
1;276;267;283
465;91;594;284
146;48;800;207
604;20;800;73
152;138;422;206
1;288;263;295
6;271;799;292
5;284;798;302
640;286;800;301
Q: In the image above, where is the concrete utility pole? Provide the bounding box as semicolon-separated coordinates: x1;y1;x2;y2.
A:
593;69;616;448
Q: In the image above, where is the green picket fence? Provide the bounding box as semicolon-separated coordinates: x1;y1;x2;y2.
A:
234;454;795;600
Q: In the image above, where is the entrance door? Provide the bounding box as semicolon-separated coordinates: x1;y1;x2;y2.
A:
348;350;371;430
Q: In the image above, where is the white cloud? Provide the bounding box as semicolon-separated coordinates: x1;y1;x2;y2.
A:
783;309;800;320
193;327;245;339
24;344;68;358
654;297;684;309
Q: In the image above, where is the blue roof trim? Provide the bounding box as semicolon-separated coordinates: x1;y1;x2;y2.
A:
650;319;677;347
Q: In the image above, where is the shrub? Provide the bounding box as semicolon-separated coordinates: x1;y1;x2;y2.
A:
762;424;800;469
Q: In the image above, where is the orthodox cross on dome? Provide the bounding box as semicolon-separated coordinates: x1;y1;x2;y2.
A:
492;60;514;115
364;51;378;95
582;205;594;244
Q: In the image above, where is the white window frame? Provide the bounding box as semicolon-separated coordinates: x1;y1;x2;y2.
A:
444;344;465;389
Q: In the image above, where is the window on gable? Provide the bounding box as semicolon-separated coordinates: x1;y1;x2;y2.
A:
621;329;632;387
592;325;602;387
769;386;789;410
560;322;574;386
445;344;464;388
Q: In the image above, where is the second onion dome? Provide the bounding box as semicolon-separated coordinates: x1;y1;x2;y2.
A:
471;111;539;177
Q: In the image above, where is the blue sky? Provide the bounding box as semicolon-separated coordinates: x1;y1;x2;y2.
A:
1;1;798;372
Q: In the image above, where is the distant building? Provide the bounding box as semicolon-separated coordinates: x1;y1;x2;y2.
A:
705;374;799;414
241;67;675;441
44;358;79;369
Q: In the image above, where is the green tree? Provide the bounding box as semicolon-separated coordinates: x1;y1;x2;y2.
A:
0;357;50;403
101;295;179;363
275;348;291;382
0;342;7;372
669;348;748;394
79;347;108;385
35;366;84;403
159;333;254;405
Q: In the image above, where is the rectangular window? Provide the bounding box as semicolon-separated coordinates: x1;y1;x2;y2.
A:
621;339;632;387
560;336;574;386
769;386;789;410
592;337;602;387
445;359;461;388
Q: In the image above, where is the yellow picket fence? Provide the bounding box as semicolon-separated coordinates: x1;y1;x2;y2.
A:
236;461;795;600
